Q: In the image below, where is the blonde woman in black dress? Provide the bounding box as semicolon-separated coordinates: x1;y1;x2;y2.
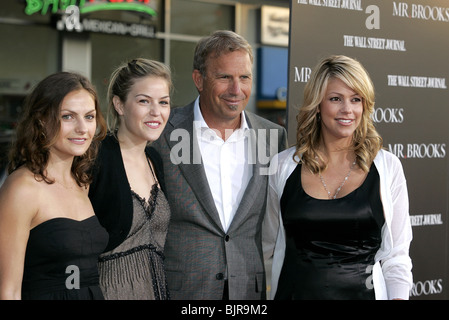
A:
263;55;412;300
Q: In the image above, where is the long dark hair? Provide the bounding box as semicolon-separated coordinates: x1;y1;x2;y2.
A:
8;72;107;186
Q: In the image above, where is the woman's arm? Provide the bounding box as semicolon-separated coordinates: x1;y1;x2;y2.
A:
0;171;37;300
382;156;413;300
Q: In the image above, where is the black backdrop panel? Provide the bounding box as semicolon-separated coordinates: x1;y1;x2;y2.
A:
287;0;449;299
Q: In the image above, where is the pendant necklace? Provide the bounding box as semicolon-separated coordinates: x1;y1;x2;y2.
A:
319;159;356;199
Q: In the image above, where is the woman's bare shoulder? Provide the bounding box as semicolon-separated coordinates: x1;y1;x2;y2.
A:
0;167;42;221
1;167;42;192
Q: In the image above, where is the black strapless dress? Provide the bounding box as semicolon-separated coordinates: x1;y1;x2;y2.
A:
275;163;385;300
21;216;108;300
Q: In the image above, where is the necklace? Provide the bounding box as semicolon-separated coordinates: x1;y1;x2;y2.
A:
318;159;356;199
54;179;76;190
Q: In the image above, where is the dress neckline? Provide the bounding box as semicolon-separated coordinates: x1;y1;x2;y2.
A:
300;163;376;201
31;215;96;232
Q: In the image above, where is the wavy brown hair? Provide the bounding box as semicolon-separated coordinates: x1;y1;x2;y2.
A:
294;55;383;174
8;72;107;186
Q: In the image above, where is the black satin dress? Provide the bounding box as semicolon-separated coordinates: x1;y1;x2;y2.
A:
21;216;109;300
275;163;385;300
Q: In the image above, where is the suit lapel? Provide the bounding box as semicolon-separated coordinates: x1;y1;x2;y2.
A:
227;113;268;232
164;104;223;231
164;105;273;233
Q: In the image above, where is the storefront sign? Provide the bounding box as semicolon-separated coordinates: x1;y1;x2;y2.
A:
261;5;289;47
55;5;156;38
25;0;157;18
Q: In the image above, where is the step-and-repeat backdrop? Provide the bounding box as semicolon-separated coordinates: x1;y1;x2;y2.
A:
287;0;449;299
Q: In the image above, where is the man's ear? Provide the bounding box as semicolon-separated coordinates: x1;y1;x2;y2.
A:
192;69;204;92
113;96;124;115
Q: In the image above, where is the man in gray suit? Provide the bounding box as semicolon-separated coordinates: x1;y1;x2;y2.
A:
152;30;287;300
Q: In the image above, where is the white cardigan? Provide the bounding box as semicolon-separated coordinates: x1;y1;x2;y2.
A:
262;147;413;300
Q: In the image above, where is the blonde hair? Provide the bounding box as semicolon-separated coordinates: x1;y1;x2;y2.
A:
294;55;382;173
106;58;172;135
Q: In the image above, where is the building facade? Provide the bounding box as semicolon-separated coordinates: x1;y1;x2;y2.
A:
0;0;289;167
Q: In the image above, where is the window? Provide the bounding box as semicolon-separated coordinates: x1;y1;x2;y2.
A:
171;0;234;36
90;34;162;114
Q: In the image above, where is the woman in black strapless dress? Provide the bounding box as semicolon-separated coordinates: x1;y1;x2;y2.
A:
0;72;107;300
263;55;412;300
21;216;108;300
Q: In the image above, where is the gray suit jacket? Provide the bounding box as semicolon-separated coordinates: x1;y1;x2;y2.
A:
152;101;287;299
